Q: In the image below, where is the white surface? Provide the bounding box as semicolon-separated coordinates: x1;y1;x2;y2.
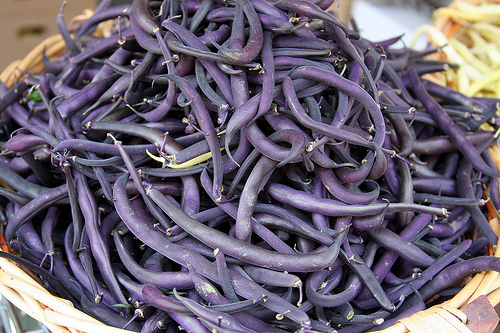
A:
350;0;431;49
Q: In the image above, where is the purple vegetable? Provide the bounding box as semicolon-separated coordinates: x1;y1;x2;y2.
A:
1;0;500;331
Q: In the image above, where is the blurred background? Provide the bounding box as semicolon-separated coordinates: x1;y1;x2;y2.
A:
0;0;454;70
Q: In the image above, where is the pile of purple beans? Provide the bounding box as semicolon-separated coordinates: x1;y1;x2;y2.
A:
1;0;500;332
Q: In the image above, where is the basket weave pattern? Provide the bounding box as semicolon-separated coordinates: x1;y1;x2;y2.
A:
0;10;137;333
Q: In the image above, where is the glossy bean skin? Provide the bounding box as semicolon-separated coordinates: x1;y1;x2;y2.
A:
216;0;263;64
354;239;472;309
266;183;447;218
318;166;380;205
408;66;499;178
456;158;498;244
114;231;194;289
112;173;313;327
366;227;435;267
235;155;278;241
148;184;347;272
4;185;69;243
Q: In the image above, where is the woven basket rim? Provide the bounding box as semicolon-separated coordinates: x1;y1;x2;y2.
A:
0;8;138;333
1;2;500;333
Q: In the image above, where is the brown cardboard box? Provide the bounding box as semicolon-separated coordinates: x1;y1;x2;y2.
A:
0;0;97;70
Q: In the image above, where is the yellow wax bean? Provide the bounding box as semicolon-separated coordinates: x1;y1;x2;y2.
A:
146;148;225;169
466;28;492;63
487;48;500;65
469;43;500;65
456;65;470;94
449;37;491;74
433;7;500;22
474;22;500;42
457;2;500;15
466;67;500;96
444;69;458;90
168;151;216;169
146;150;169;165
411;25;464;65
463;62;486;82
467;28;489;47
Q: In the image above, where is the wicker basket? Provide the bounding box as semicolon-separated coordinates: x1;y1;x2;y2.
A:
1;2;500;333
0;9;138;333
0;253;137;333
1;234;500;333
